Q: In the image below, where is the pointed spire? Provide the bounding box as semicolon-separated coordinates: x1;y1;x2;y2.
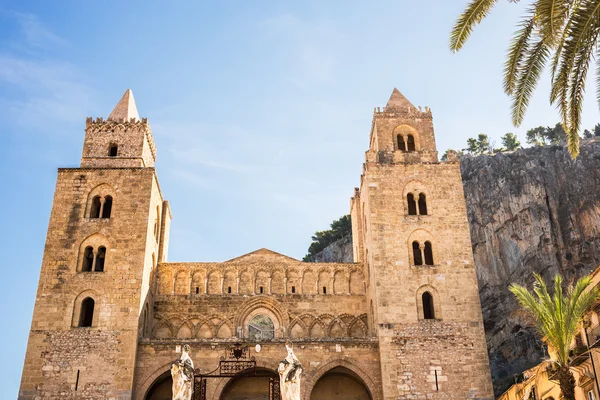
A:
108;89;140;122
385;88;417;111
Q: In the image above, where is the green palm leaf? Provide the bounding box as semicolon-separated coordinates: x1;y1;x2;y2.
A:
450;0;500;52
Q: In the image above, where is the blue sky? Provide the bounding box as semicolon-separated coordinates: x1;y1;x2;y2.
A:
2;1;600;397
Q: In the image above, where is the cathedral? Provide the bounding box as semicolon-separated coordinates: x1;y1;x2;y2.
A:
19;88;494;400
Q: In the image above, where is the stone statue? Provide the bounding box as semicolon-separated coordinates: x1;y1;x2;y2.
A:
171;344;194;400
278;341;303;400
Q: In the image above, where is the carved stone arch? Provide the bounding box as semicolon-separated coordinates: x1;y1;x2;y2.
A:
407;228;437;266
176;320;193;338
77;233;110;272
302;358;382;400
309;319;327;338
173;270;189;295
271;268;285;294
85;183;116;218
254;269;270;294
392;124;420;152
135;362;173;400
348;317;368;338
158;268;173;295
223;269;237;294
239;269;253;294
215;318;235;338
416;284;442;320
333;269;348;294
235;297;289;339
72;289;102;327
191;269;206;294
152;317;174;339
289;320;307;338
327;317;348;338
317;267;332;294
286;269;300;294
206;269;222;294
349;269;365;294
302;268;317;294
195;319;215;339
402;179;429;216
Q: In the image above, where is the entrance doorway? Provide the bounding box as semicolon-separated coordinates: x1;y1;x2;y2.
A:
220;368;278;400
310;367;372;400
145;371;173;400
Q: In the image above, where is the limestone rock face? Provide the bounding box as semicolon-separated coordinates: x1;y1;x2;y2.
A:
461;139;600;394
309;235;353;263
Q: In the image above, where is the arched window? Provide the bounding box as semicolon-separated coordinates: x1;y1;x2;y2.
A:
424;241;434;265
89;196;101;218
407;135;416;152
79;297;95;327
108;144;118;157
95;246;106;272
422;292;435;319
82;246;94;272
397;134;406;152
407;193;417;215
101;196;112;218
418;193;427;215
247;314;275;341
412;241;423;265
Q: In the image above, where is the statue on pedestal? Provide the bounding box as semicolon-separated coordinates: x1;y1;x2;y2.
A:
171;344;194;400
278;341;303;400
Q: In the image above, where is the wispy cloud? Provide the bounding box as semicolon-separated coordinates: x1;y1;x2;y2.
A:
0;12;93;130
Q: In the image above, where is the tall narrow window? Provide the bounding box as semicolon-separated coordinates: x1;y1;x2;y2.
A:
101;196;113;218
418;193;427;215
82;246;94;272
407;193;417;215
422;292;435;319
407;135;416;152
228;286;232;294
79;297;95;327
323;286;327;294
89;196;101;218
154;206;161;240
291;286;296;294
424;241;434;265
412;241;423;265
95;246;106;272
397;134;406;152
259;286;264;294
108;144;118;157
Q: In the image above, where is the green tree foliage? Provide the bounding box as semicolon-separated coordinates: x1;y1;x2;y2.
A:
463;133;492;155
450;0;600;158
525;123;567;146
303;215;351;261
509;274;600;400
500;132;521;151
594;123;600;137
583;129;593;139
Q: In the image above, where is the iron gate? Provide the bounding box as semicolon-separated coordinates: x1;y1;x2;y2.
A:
192;344;281;400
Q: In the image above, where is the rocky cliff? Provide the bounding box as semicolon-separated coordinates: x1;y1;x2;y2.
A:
311;139;600;394
462;139;600;393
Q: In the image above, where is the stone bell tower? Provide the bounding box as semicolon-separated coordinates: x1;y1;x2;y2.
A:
350;89;493;399
19;90;171;399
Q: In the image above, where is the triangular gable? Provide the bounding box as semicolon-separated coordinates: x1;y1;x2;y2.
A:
224;248;300;263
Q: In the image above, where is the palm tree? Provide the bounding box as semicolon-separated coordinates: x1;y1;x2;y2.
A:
450;0;600;158
509;273;600;400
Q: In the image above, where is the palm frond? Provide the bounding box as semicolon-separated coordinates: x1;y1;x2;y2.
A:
504;14;536;95
450;0;500;52
511;37;551;126
561;0;600;157
537;0;571;45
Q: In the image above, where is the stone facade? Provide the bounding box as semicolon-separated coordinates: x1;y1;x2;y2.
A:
19;88;493;400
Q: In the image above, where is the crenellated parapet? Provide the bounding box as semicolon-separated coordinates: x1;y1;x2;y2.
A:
85;116;156;161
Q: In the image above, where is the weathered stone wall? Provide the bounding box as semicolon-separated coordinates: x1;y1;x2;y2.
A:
353;102;494;399
18;166;164;400
461;138;600;394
